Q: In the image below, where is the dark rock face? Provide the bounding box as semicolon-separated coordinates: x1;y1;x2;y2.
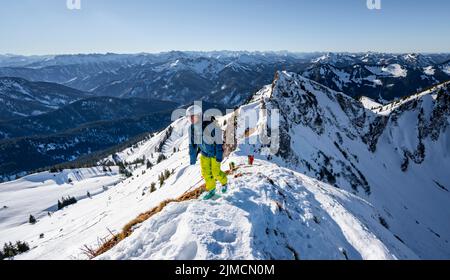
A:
262;72;450;196
425;86;450;141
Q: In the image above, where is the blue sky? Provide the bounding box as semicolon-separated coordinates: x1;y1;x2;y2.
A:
0;0;449;55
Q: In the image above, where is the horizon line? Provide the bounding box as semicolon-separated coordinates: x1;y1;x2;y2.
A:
2;50;450;57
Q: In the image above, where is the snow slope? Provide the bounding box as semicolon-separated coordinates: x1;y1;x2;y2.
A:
0;167;120;231
359;96;382;111
366;64;408;78
0;152;204;259
1;71;449;260
260;72;450;259
98;159;416;260
0;117;209;259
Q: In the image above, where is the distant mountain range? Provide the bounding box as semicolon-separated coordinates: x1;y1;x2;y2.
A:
0;97;178;179
0;51;449;181
303;53;450;101
0;96;178;139
0;77;89;121
1;52;449;106
0;110;174;180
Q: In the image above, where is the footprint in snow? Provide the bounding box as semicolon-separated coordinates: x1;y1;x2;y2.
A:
214;219;232;227
212;229;237;243
175;241;198;260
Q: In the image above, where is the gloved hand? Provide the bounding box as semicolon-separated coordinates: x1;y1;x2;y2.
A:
190;153;197;165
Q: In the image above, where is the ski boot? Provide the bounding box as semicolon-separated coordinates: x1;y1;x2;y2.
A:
221;184;228;194
203;188;217;200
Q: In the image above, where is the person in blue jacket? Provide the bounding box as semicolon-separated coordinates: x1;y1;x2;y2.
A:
187;105;228;200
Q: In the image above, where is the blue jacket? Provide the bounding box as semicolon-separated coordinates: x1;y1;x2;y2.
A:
189;121;224;165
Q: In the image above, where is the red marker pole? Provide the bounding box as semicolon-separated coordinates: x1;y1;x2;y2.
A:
248;155;254;165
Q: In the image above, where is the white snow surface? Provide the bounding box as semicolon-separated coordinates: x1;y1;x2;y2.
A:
442;64;450;75
359;96;382;111
423;66;435;76
366;64;408;78
98;159;415;260
0;167;121;231
1;71;449;260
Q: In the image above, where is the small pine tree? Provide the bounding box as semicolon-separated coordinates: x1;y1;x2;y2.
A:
15;241;29;253
58;196;77;210
87;191;91;198
146;160;153;169
401;152;409;172
159;173;165;187
2;242;17;258
164;169;171;180
118;162;126;173
150;182;156;192
157;154;166;163
0;241;29;258
50;167;59;173
29;215;36;224
118;162;132;177
379;216;389;229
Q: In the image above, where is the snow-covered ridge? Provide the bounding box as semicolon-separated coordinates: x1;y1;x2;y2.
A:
1;71;449;260
98;161;415;260
366;64;408;78
0;77;87;120
359;96;382;111
97;71;450;259
372;80;450;115
442;63;450;75
264;71;450;258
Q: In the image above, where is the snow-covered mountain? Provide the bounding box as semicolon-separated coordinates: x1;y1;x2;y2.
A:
259;72;450;258
1;71;449;260
0;77;88;120
0;97;179;180
0;97;178;140
302;58;450;102
0;54;54;68
359;96;382;111
1;52;449;106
